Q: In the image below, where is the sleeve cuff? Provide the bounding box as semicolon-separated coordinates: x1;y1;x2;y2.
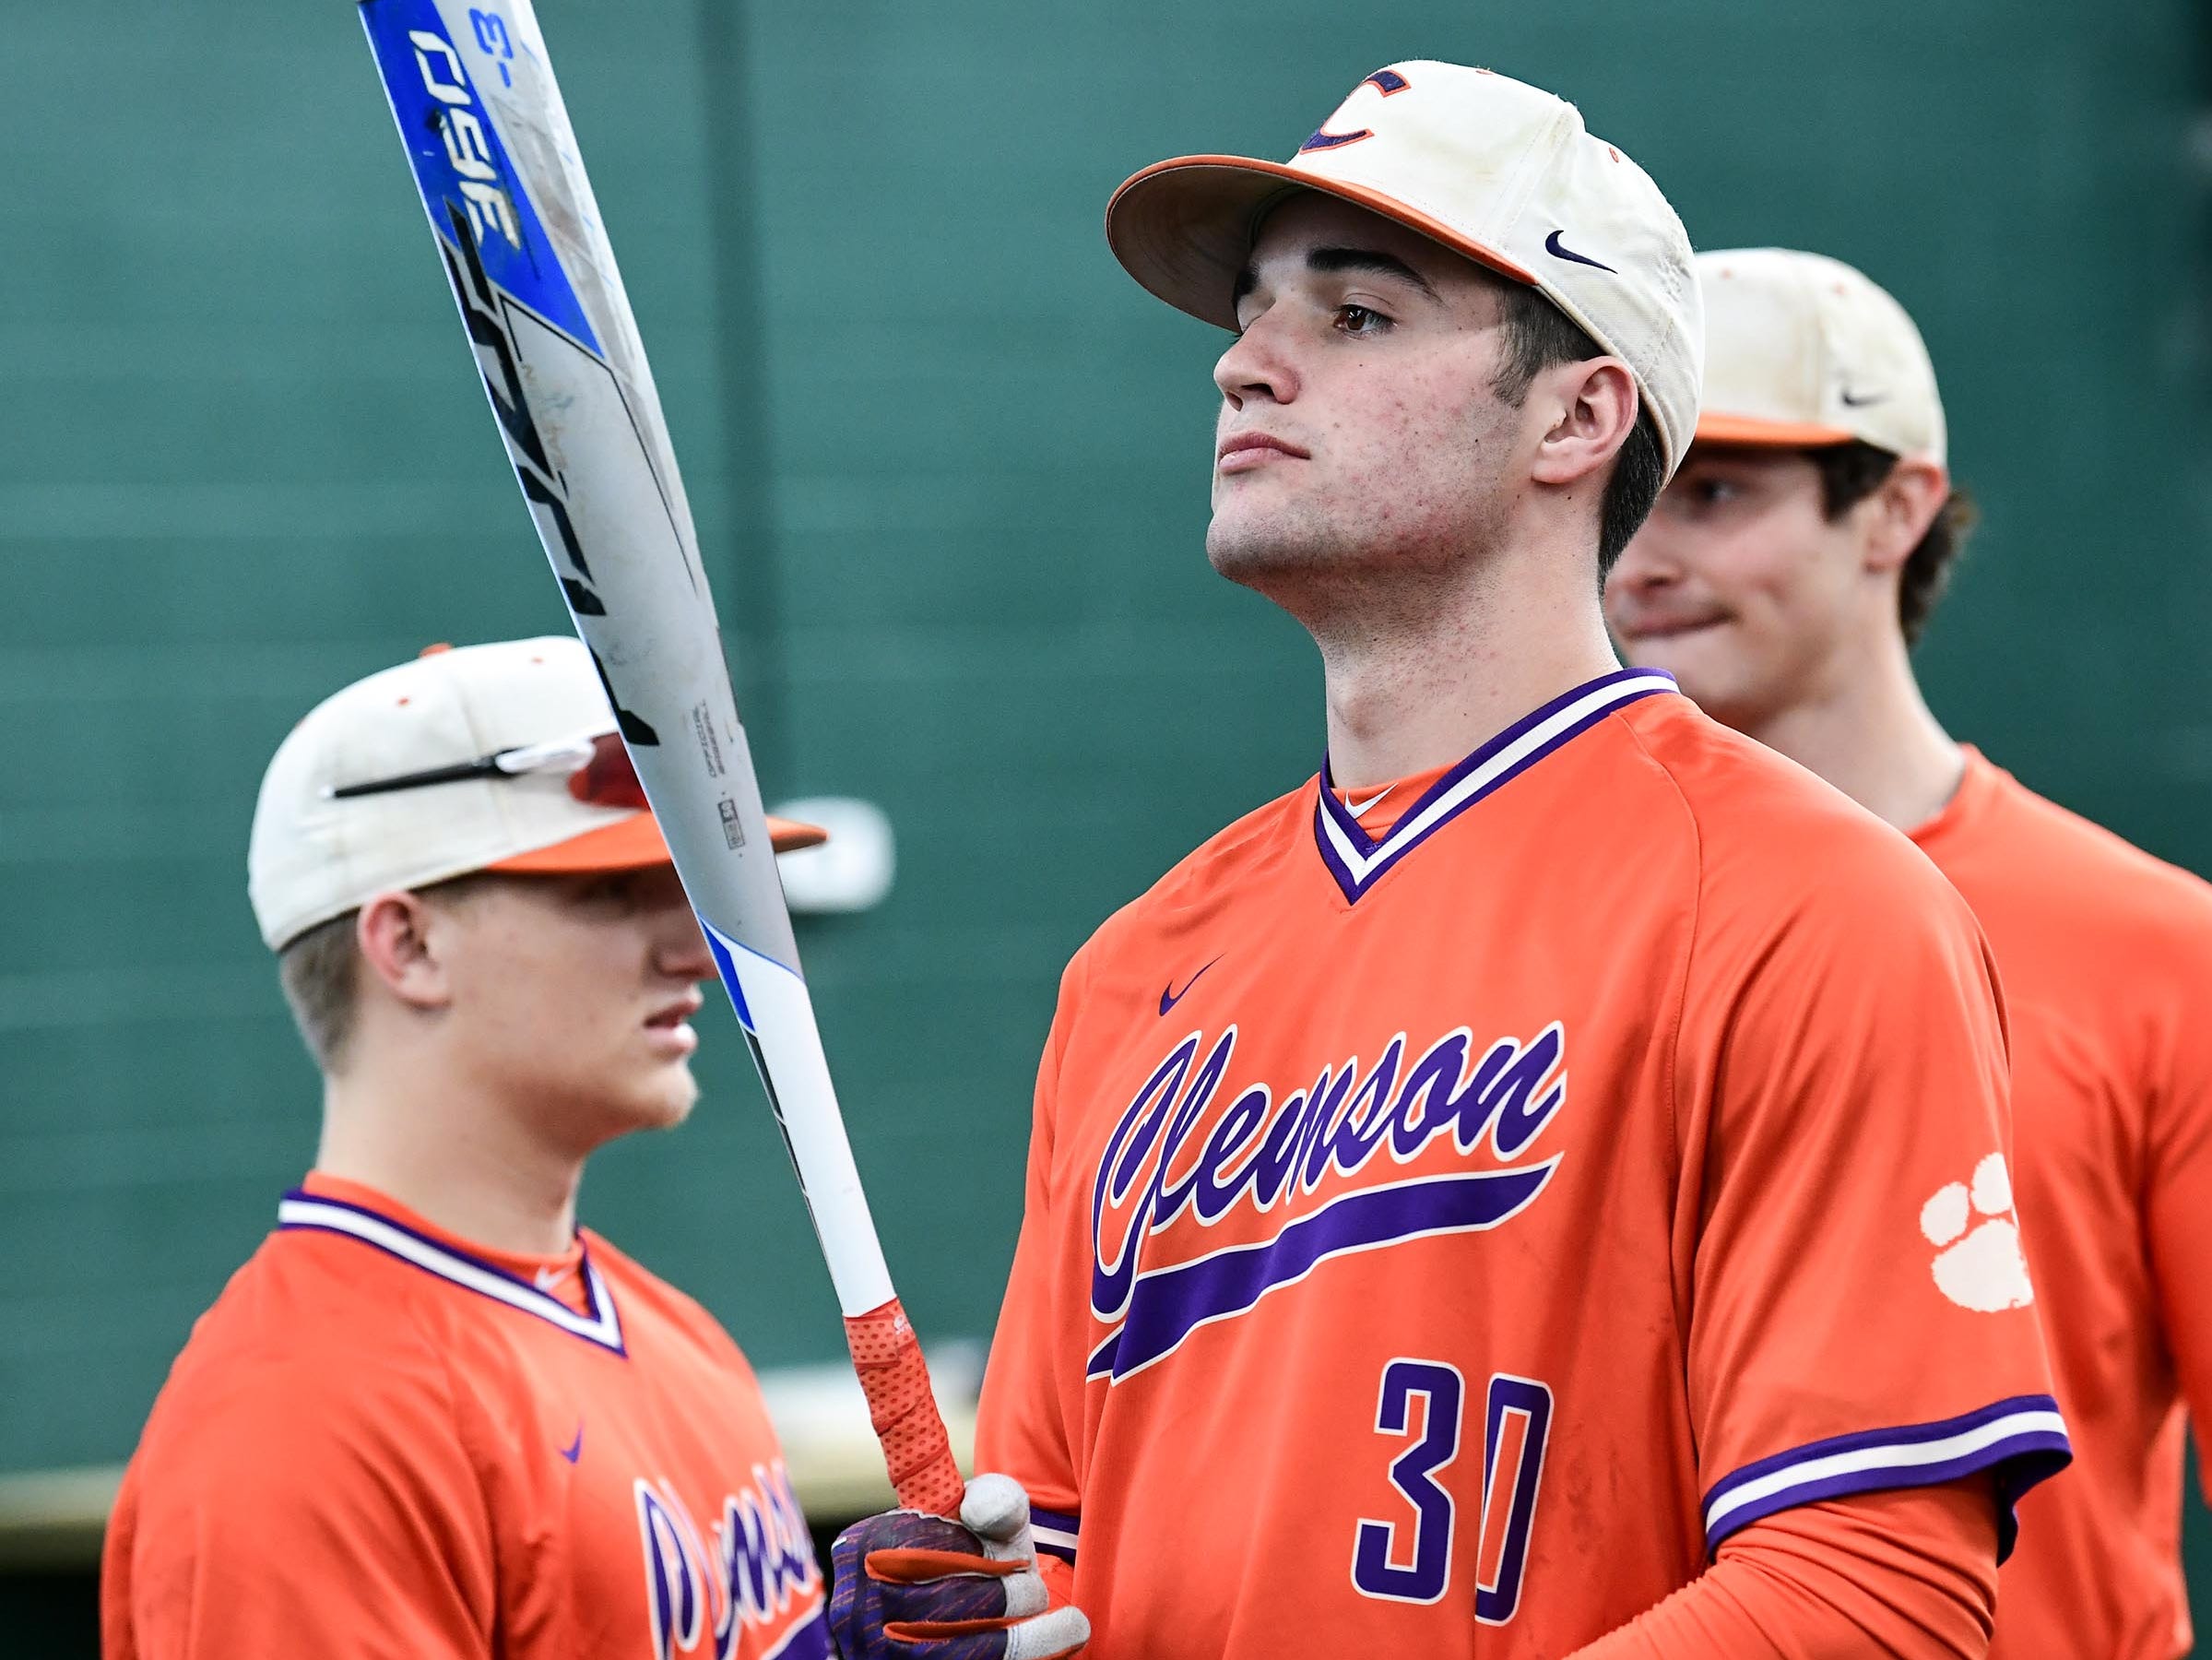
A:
1701;1394;2072;1562
1029;1504;1079;1564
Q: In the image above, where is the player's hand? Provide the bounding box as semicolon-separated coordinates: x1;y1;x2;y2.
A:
828;1473;1089;1659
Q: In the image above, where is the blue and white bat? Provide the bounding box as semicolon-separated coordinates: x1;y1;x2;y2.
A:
356;0;964;1517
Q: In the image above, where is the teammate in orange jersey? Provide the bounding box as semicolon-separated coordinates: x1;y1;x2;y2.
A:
827;64;2069;1660
102;637;836;1660
1606;247;2212;1660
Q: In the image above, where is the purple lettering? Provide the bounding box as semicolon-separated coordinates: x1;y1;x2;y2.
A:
636;1481;704;1660
1248;1079;1315;1209
1389;1031;1471;1159
1320;1039;1403;1183
1486;1024;1566;1158
1084;1021;1571;1381
1092;1031;1231;1321
1190;1085;1271;1223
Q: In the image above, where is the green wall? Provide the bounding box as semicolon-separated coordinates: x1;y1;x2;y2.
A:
3;0;2207;1609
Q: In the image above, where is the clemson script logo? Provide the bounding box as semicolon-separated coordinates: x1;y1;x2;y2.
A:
1088;1022;1567;1381
635;1463;825;1660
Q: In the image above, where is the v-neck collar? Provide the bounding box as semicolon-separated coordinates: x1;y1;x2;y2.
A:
277;1185;627;1356
1313;668;1676;903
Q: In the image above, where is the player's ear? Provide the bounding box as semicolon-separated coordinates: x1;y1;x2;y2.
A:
1528;358;1638;489
1860;456;1948;575
355;890;455;1012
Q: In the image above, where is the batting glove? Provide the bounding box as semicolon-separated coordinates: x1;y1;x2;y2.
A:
828;1474;1089;1660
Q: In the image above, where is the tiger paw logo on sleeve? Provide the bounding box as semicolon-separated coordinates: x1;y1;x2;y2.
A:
1920;1154;2035;1312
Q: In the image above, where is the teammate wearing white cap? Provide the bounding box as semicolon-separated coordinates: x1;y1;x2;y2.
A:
103;637;837;1660
828;66;2065;1660
1609;249;2212;1660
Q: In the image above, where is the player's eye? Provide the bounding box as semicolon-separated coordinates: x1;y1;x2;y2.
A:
569;872;635;909
1694;477;1741;507
1334;303;1392;338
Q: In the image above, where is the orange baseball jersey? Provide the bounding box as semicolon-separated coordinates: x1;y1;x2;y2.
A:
1910;750;2212;1660
102;1172;828;1660
976;670;2070;1658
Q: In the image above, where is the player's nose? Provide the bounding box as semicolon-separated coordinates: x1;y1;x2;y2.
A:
654;903;717;982
1212;312;1298;410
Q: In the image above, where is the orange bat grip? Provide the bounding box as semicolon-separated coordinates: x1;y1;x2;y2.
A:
843;1298;966;1517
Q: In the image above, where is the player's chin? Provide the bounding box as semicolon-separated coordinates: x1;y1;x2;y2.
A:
1205;511;1335;586
1617;623;1725;687
1628;640;1762;726
619;1061;702;1132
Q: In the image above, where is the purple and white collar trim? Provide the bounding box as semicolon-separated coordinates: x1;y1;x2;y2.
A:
278;1189;626;1355
1314;668;1676;903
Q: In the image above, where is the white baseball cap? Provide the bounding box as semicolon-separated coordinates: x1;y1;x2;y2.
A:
248;637;824;951
1106;61;1703;477
1695;248;1946;465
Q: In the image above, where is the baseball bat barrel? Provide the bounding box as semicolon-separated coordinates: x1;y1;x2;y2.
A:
356;0;964;1518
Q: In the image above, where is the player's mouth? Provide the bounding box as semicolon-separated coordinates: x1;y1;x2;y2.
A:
643;991;704;1057
1217;431;1310;473
1616;609;1731;643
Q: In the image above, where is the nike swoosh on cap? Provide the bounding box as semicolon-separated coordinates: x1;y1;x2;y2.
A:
1839;388;1889;407
1544;229;1615;273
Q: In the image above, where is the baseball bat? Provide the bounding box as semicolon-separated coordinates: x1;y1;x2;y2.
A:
356;0;964;1517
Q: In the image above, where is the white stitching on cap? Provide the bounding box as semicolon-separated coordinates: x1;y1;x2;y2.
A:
1490;98;1575;249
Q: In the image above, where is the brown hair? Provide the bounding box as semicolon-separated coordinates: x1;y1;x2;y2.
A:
1489;284;1665;578
1806;440;1979;646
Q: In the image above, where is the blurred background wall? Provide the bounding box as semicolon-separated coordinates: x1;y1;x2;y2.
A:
2;0;2207;1649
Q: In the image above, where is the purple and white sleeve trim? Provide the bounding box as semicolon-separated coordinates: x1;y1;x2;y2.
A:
1028;1504;1078;1564
1702;1393;2071;1561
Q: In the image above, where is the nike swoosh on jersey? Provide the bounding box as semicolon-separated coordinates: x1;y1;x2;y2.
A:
1159;956;1222;1016
559;1420;585;1463
1345;788;1392;818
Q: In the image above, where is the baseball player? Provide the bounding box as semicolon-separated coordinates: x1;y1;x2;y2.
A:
102;637;834;1660
1606;248;2212;1659
826;64;2070;1660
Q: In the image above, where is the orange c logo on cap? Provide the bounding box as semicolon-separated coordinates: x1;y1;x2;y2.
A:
1299;68;1411;153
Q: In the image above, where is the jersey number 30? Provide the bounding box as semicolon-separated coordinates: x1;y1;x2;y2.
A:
1351;1360;1553;1624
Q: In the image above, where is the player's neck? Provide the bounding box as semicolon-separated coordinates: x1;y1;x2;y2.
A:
314;1053;585;1257
1308;547;1622;789
1743;632;1962;834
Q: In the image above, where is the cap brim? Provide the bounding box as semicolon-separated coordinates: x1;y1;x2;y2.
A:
1106;155;1537;331
1694;412;1856;448
766;814;830;852
485;810;827;874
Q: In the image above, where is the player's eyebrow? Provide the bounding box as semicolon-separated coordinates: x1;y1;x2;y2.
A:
1232;245;1441;308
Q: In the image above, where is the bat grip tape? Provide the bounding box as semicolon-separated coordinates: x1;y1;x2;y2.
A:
844;1298;967;1518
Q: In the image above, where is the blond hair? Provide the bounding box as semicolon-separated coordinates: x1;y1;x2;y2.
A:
276;909;361;1072
273;874;501;1072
